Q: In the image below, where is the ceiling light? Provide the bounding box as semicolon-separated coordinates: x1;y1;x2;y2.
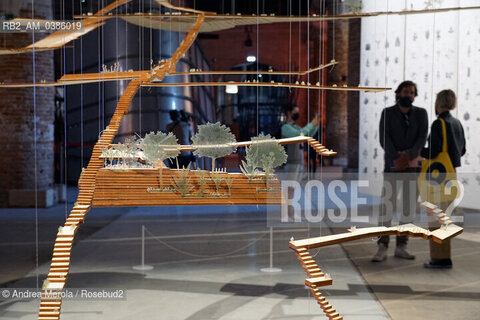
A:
226;82;238;94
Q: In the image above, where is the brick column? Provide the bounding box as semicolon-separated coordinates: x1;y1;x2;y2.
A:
325;1;361;169
0;0;55;207
326;17;349;167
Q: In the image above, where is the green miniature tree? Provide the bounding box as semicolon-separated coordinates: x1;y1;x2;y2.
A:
140;131;180;189
245;134;287;181
191;122;237;172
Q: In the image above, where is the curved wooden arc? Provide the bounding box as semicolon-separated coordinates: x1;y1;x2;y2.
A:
2;3;479;55
78;5;480;33
0;0;131;55
143;81;390;92
0;62;338;88
288;202;463;319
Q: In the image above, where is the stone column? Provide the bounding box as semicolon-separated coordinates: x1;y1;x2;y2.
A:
0;0;55;207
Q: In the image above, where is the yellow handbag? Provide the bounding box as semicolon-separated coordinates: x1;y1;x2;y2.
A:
418;118;459;203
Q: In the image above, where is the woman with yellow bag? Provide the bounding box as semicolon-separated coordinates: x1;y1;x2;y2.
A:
419;89;466;269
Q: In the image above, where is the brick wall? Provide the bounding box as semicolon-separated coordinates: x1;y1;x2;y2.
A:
0;0;54;206
325;19;349;167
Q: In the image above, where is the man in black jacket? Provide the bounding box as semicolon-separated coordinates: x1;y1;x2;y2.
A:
372;81;429;262
421;89;466;269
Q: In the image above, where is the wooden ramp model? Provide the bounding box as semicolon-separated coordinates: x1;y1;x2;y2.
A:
288;201;463;320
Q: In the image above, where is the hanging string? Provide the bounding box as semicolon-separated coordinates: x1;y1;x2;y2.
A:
380;0;389;230
298;0;301;80
139;0;143;135
320;0;326;182
455;0;460;119
428;4;438;190
307;0;311;177
116;0;119;140
102;0;105;132
32;0;39;290
144;227;269;258
402;0;407;80
289;0;292;85
62;0;68;221
80;0;84;169
98;0;102;144
332;0;336;63
150;0;153;70
256;0;259;135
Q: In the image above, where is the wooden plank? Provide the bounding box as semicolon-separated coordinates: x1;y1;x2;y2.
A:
305;276;333;288
431;225;463;243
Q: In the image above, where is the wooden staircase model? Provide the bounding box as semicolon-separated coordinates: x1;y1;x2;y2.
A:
288;201;463;320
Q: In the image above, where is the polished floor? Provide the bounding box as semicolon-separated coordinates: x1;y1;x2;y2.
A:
0;186;479;320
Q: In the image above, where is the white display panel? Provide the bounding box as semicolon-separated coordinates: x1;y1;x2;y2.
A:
359;0;480;209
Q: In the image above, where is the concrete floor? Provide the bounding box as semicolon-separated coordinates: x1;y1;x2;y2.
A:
0;186;479;319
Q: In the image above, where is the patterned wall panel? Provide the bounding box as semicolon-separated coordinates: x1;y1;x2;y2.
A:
359;0;480;208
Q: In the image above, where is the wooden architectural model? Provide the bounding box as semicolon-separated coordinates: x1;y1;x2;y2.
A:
10;1;467;319
288;201;463;320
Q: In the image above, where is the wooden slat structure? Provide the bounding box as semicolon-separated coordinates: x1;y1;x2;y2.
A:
0;0;131;55
91;169;283;207
143;81;389;92
4;1;461;319
3;0;479;55
37;13;205;320
288;202;463;319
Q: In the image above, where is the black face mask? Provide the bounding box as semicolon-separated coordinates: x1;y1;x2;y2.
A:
291;113;299;121
397;96;413;108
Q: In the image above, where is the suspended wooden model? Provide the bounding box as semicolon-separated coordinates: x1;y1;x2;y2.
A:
0;0;400;319
288;201;463;320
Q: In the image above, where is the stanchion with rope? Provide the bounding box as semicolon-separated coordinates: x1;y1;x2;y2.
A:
132;225;154;271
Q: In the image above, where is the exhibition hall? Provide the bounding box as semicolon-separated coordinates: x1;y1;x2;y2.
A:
0;0;479;319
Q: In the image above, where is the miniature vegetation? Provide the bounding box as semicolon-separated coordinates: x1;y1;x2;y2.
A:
171;164;194;197
101;136;140;168
191;122;237;172
243;134;287;183
100;124;285;197
140;131;179;189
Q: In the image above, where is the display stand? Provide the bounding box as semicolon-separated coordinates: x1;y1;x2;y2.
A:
132;225;154;271
260;227;282;273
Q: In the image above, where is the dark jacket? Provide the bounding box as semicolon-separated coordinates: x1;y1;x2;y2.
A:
379;104;429;171
421;111;466;168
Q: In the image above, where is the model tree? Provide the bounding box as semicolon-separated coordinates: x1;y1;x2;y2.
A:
245;134;287;181
139;131;180;189
191;122;237;172
122;136;140;168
